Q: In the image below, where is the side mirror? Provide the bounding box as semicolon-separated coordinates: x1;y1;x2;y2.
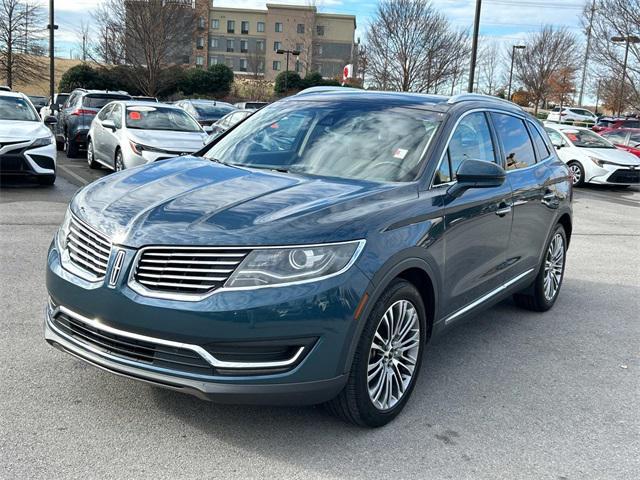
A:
102;119;116;131
553;142;565;150
447;159;506;198
44;115;57;125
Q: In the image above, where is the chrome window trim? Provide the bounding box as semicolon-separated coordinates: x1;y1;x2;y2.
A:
48;304;306;372
127;239;366;302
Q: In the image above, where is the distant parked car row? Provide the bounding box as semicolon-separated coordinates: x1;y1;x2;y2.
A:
547;107;598;125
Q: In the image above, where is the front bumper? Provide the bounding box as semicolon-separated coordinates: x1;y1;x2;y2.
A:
588;165;640;185
0;142;56;176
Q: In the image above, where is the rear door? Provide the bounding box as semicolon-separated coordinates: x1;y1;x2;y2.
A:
491;112;557;280
433;111;513;319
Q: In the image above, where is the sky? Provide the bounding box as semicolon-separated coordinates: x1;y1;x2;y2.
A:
40;0;587;61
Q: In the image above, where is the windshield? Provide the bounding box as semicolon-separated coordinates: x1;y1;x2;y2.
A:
193;103;235;119
0;96;39;121
204;101;442;182
125;105;203;132
83;95;130;109
562;129;615;148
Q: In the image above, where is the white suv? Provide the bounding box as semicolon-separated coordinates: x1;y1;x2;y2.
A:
547;107;597;125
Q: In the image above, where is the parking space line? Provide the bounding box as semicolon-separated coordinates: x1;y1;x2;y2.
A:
58;165;89;186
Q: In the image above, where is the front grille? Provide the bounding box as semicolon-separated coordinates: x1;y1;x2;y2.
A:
133;247;250;295
66;216;112;278
608;169;640;184
53;311;213;375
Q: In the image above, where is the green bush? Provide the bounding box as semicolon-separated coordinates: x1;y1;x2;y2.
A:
274;71;303;93
58;64;104;92
179;65;234;97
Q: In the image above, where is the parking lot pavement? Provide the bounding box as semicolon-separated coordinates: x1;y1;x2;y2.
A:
1;157;638;479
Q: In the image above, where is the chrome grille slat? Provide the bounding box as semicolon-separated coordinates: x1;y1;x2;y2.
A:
66;216;112;279
133;247;251;296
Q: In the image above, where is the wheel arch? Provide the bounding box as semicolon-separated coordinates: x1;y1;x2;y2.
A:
557;213;572;247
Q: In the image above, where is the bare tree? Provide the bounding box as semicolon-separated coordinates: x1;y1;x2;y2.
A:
246;45;264;79
514;25;578;114
585;0;640;113
0;0;45;88
478;40;501;95
74;20;91;62
365;0;469;93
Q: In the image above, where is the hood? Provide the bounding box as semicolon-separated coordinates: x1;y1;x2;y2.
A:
0;119;51;142
582;147;640;166
72;157;416;248
128;130;208;153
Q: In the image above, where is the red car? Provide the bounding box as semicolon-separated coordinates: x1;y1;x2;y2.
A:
601;128;640;158
592;118;640;134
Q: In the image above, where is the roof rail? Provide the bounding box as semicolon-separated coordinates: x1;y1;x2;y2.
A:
447;93;518;107
296;86;355;96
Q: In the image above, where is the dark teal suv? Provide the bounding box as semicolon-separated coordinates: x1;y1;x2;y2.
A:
45;90;572;426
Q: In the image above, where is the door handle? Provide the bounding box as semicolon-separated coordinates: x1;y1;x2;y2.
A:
542;188;558;206
495;202;512;217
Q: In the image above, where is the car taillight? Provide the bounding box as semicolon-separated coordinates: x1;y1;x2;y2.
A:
71;109;95;116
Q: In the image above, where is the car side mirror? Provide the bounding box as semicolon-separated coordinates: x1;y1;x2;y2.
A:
447;159;506;198
553;142;564;150
102;119;116;131
44;115;57;125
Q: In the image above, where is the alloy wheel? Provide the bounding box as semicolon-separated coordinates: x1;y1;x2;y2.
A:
543;233;565;301
87;142;93;165
367;299;420;411
115;152;124;171
568;164;581;185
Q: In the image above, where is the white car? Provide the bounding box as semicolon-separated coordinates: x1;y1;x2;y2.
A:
544;124;640;187
0;91;57;185
547;107;597;125
87;101;209;171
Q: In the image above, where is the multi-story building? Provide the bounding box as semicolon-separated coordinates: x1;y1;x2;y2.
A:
191;1;357;81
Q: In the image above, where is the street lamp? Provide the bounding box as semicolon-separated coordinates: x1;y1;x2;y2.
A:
507;45;526;101
611;35;640;116
276;48;301;92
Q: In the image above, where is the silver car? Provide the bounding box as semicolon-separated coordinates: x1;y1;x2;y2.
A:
87;101;208;171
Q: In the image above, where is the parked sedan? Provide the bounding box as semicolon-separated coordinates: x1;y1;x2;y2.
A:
28;95;48;114
545;124;640;186
234;101;268;110
592;117;640;134
547;107;597;125
601;128;640;158
46;91;573;427
207;109;253;138
174;99;236;130
87;101;209;171
0;91;57;184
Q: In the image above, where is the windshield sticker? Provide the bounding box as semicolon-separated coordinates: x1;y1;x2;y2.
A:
393;148;408;159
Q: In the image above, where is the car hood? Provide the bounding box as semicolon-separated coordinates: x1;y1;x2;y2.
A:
128;130;208;153
581;147;640;166
0;119;50;142
71;157;416;248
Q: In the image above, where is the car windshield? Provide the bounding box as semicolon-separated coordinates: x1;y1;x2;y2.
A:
0;96;39;121
83;95;130;109
562;129;615;148
204;101;442;182
193;103;235;118
125;105;203;132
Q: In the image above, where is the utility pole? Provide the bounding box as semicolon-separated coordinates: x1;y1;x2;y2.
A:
467;0;482;93
507;45;525;101
48;0;57;102
578;0;596;106
276;48;300;92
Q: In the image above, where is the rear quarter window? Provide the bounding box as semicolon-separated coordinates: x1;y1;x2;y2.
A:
83;95;130;109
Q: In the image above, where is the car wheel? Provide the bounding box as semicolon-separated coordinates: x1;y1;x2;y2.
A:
37;174;56;186
56;139;64;151
514;224;567;312
65;135;79;158
114;150;125;172
567;161;584;187
325;279;426;427
87;140;100;169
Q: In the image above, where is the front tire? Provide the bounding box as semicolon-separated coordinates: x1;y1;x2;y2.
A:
567;161;585;187
514;224;567;312
114;149;125;172
87;139;100;169
37;174;56;186
325;279;426;427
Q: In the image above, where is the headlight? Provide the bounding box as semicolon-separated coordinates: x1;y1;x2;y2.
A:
129;140;164;155
56;208;72;251
32;136;54;148
225;240;365;288
589;157;622;167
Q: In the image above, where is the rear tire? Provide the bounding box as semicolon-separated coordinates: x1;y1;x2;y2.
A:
87;139;100;169
325;279;426;427
65;135;79;158
514;224;567;312
567;161;585;187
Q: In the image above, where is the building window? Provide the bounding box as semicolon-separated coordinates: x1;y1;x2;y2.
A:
196;37;204;49
297;24;305;34
226;58;233;68
316;25;325;36
240;40;248;53
274;41;281;52
241;21;249;34
239;58;247;71
258;60;264;72
316;45;323;55
198;17;206;29
211;19;219;30
209;57;218;66
227;20;235;33
196;55;204;66
227;39;234;52
257;40;265;52
275;22;283;33
273;60;281;71
296;43;303;52
257;21;265;32
210;38;219;49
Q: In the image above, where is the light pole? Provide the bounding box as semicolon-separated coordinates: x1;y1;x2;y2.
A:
276;48;300;92
611;35;640;116
507;45;525;101
467;0;482;93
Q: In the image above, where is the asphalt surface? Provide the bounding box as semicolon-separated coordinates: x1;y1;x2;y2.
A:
1;151;639;479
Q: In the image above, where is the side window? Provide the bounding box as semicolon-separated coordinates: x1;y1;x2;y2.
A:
111;105;122;128
448;112;496;176
629;133;640;148
604;130;627;145
492;113;536;170
529;123;551;159
97;104;112;121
